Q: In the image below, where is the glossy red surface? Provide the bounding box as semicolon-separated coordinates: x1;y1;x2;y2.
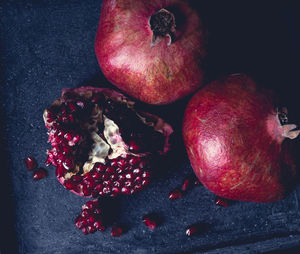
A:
95;0;206;104
183;74;297;202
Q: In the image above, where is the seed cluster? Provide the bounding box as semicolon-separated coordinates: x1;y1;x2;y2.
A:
75;199;106;234
64;154;151;197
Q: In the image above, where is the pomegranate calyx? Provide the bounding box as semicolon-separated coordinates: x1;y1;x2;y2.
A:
281;124;300;139
277;107;300;140
149;8;176;47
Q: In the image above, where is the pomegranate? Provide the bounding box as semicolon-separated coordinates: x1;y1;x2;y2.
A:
43;87;173;198
95;0;206;105
183;74;300;202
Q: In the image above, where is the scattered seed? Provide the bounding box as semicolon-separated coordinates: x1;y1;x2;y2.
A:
25;156;37;171
32;168;47;180
215;196;230;207
142;213;160;230
168;188;182;200
111;225;123;237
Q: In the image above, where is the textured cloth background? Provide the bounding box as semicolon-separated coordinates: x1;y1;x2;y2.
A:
1;1;300;253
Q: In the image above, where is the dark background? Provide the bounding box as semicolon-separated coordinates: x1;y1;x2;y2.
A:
1;1;300;253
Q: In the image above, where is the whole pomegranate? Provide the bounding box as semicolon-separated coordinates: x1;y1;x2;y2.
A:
95;0;206;105
43;87;173;198
183;74;300;202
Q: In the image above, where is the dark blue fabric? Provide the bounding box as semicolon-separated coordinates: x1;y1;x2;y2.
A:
1;1;300;253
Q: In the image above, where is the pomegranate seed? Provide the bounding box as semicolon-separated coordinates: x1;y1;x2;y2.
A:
94;221;105;231
84;179;96;189
139;160;147;168
106;167;115;174
83;200;98;210
45;156;51;166
103;186;111;194
125;173;133;179
142;171;150;178
134;176;142;182
72;135;81;143
124;181;132;187
91;171;101;179
129;140;141;152
112;187;120;194
103;180;112;186
121;187;130;195
93;208;102;215
129;156;140;165
141;179;149;186
113;181;121;187
71;175;83;182
110;160;118;167
32;168;47;180
118;174;126;181
81;227;89;235
76;100;85;108
62;157;74;169
75;219;85;229
181;178;190;192
87;225;96;233
56;165;66;177
87;216;96;224
133;168;141;175
142;214;158;230
81;209;90;218
68;101;77;112
64;179;75;190
133;184;142;192
111;225;123;237
46;110;54;122
64;132;73;141
215;196;230;207
186;223;208;236
94;162;106;172
82;186;92;196
102;173;110;180
25;156;37;170
186;225;198;236
117;159;127;167
168;189;182;200
110;173;118;180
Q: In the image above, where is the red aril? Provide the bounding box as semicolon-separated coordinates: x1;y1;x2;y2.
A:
43;87;173;198
95;0;206;105
32;168;48;180
183;74;300;202
25;156;37;171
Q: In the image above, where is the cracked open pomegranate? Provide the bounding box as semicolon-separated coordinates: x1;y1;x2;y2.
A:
43;87;173;197
95;0;206;105
183;74;300;202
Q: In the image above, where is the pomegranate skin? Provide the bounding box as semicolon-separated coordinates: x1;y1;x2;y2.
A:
95;0;206;105
183;74;299;203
